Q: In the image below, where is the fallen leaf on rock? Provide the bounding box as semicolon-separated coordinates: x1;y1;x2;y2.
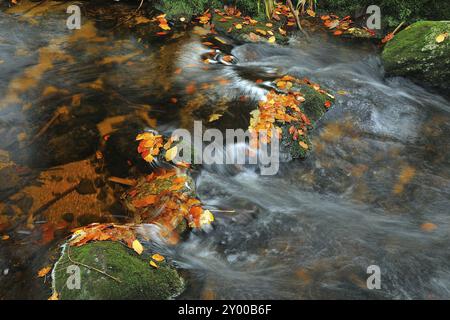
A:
165;146;178;161
152;253;165;262
38;266;52;278
208;113;223;122
132;239;144;255
436;33;448;43
268;36;276;43
48;292;59;300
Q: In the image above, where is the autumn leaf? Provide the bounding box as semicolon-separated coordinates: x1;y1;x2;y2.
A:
306;9;316;17
132;194;157;208
152;253;165;262
436;33;448;43
235;24;243;30
324;101;332;108
38;266;52;278
48;292;59;300
333;30;343;36
132;239;144;255
299;141;309;150
165;146;178;161
149;260;159;268
421;222;437;232
268;36;276;43
208;113;223;122
1;235;9;240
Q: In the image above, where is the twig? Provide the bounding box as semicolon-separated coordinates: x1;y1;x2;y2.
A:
286;0;306;34
392;21;405;35
66;244;121;283
108;176;137;186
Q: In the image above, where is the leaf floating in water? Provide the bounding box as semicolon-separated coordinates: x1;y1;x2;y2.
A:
132;239;144;255
421;222;437;232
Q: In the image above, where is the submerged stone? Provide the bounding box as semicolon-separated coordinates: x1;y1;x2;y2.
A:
53;241;185;300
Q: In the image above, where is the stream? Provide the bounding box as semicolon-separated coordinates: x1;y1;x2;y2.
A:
1;1;450;299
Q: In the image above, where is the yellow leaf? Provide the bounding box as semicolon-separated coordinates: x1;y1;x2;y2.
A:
132;239;144;255
165;146;178;161
1;235;9;240
306;9;316;17
48;292;59;300
144;153;154;163
299;141;309;149
150;260;159;268
152;253;165;262
38;266;52;278
436;33;448;43
268;36;276;43
208;113;223;122
200;209;215;226
235;24;243;30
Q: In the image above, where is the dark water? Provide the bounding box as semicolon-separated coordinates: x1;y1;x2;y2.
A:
1;1;450;299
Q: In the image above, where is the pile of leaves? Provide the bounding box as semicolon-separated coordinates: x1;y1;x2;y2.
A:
320;14;375;38
210;7;290;43
136;131;187;167
69;223;141;252
249;75;334;158
124;168;214;235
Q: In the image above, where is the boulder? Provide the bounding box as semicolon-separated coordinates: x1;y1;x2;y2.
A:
52;241;185;300
382;21;450;91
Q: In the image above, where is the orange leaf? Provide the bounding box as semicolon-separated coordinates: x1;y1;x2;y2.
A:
38;266;52;278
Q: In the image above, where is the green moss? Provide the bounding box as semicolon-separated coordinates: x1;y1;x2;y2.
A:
382;21;450;90
296;84;330;123
53;241;184;300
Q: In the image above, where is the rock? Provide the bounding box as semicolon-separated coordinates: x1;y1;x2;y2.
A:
76;179;97;195
27;124;99;168
0;150;21;193
76;213;106;227
53;241;185;300
61;213;74;223
382;21;450;92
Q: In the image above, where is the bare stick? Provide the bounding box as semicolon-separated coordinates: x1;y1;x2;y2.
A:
67;244;121;283
286;0;309;37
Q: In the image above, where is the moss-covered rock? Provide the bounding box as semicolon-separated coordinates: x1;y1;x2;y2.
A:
382;21;450;91
53;241;184;300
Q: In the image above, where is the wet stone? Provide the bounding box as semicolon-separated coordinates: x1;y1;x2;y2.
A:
76;179;97;195
61;212;74;223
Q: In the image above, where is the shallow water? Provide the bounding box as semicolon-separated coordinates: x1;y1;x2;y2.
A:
1;1;450;299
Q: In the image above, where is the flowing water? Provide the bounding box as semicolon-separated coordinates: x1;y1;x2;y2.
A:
1;1;450;299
